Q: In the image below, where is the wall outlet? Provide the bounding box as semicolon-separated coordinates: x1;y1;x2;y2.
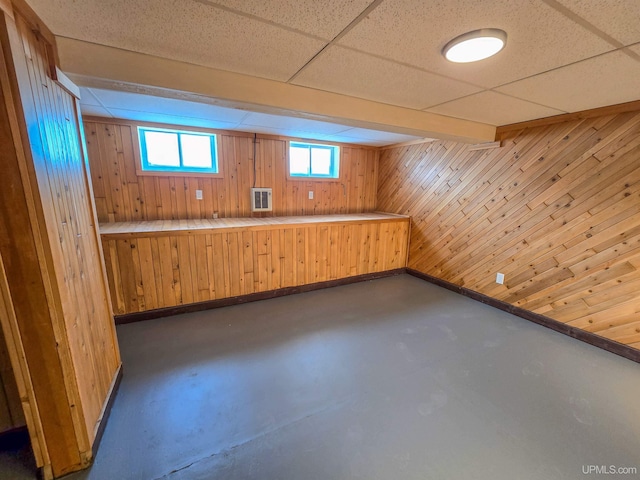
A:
212;212;218;219
496;272;505;285
308;191;314;200
195;189;203;200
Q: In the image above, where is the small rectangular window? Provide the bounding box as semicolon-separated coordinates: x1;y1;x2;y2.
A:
289;141;340;179
138;127;218;174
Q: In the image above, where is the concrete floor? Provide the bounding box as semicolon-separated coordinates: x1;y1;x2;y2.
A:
0;429;36;479
3;274;640;479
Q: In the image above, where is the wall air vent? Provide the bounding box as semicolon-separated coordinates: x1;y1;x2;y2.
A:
251;188;272;212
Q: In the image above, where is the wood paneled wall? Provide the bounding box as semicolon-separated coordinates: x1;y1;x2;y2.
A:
84;119;379;222
378;110;640;351
101;215;409;315
0;326;25;433
1;3;120;477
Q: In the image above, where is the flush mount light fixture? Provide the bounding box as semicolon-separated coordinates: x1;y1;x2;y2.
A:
442;28;507;63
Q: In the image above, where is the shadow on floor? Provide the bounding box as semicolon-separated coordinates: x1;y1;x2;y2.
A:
0;428;37;480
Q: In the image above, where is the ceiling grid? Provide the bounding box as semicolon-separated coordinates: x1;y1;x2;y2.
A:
25;0;640;144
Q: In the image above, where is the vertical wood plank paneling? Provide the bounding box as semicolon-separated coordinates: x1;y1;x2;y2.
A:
0;325;25;432
377;111;640;351
102;217;409;315
0;5;121;477
84;119;379;222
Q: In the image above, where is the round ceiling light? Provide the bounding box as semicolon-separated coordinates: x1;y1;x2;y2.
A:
443;29;507;63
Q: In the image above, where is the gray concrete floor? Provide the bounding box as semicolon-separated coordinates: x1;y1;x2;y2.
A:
0;429;36;479
3;274;640;479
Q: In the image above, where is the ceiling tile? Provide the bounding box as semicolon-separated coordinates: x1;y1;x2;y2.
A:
496;50;640;113
426;91;565;126
336;128;424;143
292;45;482;109
206;0;375;39
317;133;417;147
105;108;240;131
79;87;101;106
27;0;324;81
230;125;362;144
240;112;352;135
556;0;640;45
338;0;614;88
88;88;249;123
80;105;112;118
74;87;421;146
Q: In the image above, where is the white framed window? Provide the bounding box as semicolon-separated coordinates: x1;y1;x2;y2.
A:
288;141;340;179
138;127;218;174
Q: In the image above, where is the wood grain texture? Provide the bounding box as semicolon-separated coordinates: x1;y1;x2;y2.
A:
0;325;25;433
0;252;50;473
102;215;409;315
99;212;408;237
496;100;640;139
15;15;120;455
0;6;120;476
378;110;640;350
84;119;379;222
1;12;78;475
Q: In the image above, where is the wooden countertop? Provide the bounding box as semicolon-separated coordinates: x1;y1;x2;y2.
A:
99;212;410;238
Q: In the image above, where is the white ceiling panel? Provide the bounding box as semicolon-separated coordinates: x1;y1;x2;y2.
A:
206;0;376;39
293;45;482;109
334;128;424;143
102;108;241;131
27;0;324;81
27;0;640;133
315;132;423;147
218;124;322;140
221;124;406;146
338;0;615;88
87;88;249;124
78;87;421;146
496;50;640;113
79;87;101;106
240;112;351;135
556;0;640;45
427;91;565;126
80;105;113;118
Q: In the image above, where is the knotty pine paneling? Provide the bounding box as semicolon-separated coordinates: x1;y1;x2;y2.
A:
18;22;120;452
0;9;121;475
84;119;379;222
101;215;409;315
378;110;640;350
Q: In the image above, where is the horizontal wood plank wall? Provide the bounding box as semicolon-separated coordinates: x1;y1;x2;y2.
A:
378;110;640;352
102;216;409;315
84;119;379;222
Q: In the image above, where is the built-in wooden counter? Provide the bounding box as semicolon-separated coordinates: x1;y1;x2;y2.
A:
100;213;410;316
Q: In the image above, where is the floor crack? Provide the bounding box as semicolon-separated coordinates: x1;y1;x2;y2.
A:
153;399;351;479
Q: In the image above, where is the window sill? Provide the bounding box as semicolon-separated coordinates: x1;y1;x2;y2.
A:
135;169;224;179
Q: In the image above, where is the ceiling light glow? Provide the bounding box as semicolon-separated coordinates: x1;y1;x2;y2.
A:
443;29;507;63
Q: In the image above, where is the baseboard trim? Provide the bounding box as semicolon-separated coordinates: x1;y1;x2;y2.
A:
115;269;407;324
91;364;122;455
406;268;640;364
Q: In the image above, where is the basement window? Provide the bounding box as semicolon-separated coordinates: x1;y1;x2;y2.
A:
138;127;218;174
289;141;340;179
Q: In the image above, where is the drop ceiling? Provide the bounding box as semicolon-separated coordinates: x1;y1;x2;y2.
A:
79;87;424;146
26;0;640;145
